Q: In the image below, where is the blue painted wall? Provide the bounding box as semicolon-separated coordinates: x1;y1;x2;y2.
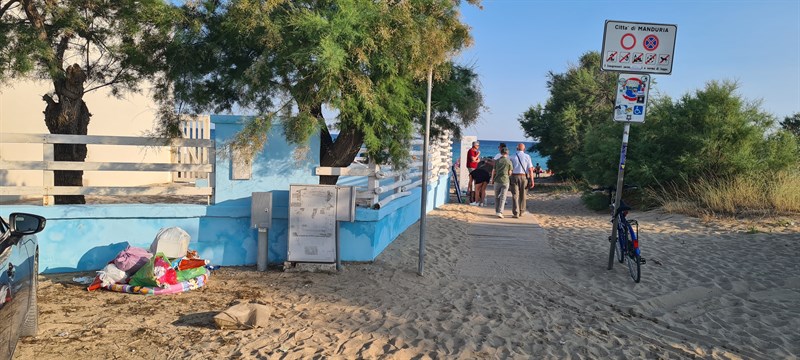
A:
0;116;451;273
212;115;320;205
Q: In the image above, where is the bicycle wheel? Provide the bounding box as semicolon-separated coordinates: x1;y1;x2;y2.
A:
615;225;625;263
626;248;641;283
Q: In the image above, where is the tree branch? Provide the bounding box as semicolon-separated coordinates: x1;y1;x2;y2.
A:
55;35;70;68
21;0;47;41
0;0;19;18
82;69;124;94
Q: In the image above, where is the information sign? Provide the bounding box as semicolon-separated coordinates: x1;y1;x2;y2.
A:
602;20;677;75
288;185;337;262
614;74;651;123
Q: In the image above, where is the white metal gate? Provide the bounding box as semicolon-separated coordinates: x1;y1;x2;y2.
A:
172;115;211;182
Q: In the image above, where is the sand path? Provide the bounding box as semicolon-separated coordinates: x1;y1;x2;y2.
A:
13;191;800;359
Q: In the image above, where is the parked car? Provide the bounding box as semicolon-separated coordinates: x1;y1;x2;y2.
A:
1;213;45;360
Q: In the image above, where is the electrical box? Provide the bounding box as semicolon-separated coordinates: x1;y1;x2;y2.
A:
251;192;272;229
336;186;356;222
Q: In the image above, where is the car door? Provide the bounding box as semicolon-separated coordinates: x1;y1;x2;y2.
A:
1;222;33;359
0;225;15;360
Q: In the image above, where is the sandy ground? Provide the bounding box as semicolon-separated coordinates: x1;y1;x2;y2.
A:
13;189;800;359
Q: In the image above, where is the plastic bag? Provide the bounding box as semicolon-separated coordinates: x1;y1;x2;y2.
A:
113;246;153;274
150;227;190;258
176;266;207;282
129;253;178;288
97;263;128;286
177;258;208;271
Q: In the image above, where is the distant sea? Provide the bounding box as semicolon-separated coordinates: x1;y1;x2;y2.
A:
452;139;548;170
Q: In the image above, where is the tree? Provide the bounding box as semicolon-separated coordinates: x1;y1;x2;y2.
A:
576;81;797;187
161;0;479;185
423;62;484;138
518;52;617;178
781;113;800;138
0;0;177;203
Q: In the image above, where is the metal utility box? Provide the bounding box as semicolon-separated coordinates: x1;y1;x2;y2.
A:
251;192;273;229
336;186;356;222
288;185;338;262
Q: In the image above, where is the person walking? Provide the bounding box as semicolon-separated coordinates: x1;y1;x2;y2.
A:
534;163;542;179
492;147;512;218
493;143;507;160
509;143;534;218
469;159;493;206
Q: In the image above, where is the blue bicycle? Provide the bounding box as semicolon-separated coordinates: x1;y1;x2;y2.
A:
594;185;644;283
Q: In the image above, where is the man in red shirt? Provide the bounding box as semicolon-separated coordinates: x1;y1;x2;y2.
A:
466;141;480;202
466;141;480;171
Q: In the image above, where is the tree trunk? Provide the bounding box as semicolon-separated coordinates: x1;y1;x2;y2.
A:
314;105;365;185
43;64;91;204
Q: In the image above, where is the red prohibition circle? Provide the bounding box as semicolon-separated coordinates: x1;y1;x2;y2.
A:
643;34;659;51
620;33;636;50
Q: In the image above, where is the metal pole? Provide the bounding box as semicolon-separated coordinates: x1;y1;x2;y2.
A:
335;221;342;271
607;122;631;270
257;228;268;271
418;67;433;276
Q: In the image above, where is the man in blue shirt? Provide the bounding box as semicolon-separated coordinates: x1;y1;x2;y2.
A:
508;143;534;218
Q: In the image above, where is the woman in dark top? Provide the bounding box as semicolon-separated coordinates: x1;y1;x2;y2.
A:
469;159;493;206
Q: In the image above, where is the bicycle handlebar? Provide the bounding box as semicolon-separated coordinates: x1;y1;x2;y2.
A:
591;184;639;193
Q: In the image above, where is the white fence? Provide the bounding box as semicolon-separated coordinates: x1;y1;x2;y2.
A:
0;133;215;205
316;131;453;209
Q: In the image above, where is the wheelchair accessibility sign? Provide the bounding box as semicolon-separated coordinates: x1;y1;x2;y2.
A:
614;74;650;123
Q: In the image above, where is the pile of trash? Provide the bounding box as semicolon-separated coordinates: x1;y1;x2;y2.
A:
86;227;215;295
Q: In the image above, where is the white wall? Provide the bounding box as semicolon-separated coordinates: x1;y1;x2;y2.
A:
0;80;172;200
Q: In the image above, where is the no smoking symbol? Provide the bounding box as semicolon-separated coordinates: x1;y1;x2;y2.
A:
643;34;659;51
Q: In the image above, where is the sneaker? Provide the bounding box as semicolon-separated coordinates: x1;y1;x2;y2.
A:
470;202;479;206
513;214;519;218
496;213;504;218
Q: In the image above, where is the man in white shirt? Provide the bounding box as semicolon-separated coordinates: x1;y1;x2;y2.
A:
508;143;535;218
492;143;507;160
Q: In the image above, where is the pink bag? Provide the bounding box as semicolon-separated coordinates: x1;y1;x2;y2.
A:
113;246;153;274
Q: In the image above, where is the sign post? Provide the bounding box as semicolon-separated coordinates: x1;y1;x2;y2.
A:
601;20;675;271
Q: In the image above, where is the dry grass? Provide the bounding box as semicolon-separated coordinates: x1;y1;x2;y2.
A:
648;170;800;216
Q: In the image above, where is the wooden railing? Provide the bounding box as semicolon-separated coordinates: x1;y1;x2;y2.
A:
316;130;453;209
0;133;215;205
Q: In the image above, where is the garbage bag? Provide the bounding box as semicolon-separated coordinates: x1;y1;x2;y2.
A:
129;253;178;288
97;263;128;286
113;246;153;275
150;227;190;258
176;266;207;282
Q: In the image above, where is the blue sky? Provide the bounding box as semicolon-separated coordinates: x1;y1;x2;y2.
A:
458;0;800;141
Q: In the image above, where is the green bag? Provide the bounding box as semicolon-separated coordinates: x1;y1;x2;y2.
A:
129;253;171;287
176;266;207;282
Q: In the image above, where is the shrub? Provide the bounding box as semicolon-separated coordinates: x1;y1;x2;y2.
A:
649;169;800;215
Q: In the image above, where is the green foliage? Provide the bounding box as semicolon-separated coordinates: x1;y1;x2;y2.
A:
424;62;485;138
576;81;798;189
0;0;178;95
163;0;479;166
518;52;616;178
581;192;610;211
781;113;800;138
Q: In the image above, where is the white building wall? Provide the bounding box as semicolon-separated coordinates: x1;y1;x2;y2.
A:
0;80;172;200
